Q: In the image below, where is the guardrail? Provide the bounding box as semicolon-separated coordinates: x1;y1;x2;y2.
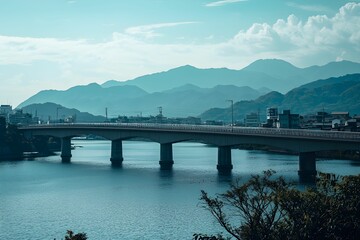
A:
20;123;360;141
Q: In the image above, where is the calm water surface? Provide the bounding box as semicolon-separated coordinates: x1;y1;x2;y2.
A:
1;140;360;239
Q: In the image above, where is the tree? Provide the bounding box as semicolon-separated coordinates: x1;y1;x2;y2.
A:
5;124;32;156
195;170;360;240
31;135;53;155
0;116;6;143
63;230;87;240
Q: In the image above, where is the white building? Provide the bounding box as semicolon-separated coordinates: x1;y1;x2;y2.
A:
245;112;260;127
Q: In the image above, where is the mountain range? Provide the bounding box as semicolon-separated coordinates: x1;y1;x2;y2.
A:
22;102;106;122
102;59;360;93
200;74;360;122
17;59;360;120
18;83;266;118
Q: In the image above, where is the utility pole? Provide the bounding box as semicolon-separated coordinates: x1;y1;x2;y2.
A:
322;106;325;130
227;100;234;130
56;107;62;123
158;106;163;124
105;107;108;122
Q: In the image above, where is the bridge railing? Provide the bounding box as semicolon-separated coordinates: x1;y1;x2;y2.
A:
20;123;360;141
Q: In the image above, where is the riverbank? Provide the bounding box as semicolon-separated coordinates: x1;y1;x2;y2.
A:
0;145;23;161
0;144;57;161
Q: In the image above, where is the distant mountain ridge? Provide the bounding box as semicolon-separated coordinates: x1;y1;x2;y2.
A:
18;83;148;115
200;74;360;121
102;59;360;93
18;84;265;118
242;59;302;79
17;59;360;119
22;102;106;122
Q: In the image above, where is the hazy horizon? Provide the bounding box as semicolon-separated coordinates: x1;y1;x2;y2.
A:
1;0;360;106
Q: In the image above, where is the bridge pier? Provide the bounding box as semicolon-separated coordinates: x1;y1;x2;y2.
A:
217;146;233;174
110;139;123;166
61;137;72;163
159;143;174;170
298;152;317;177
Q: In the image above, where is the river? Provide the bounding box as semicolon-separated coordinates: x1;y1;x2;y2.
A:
1;140;360;239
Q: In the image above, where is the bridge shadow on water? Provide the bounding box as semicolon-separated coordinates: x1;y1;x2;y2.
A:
26;150;318;187
110;163;123;170
105;160;317;186
158;169;174;178
350;160;360;167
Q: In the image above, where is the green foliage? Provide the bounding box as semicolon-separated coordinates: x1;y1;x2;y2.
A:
63;230;87;240
4;124;28;156
31;136;54;154
201;74;360;120
196;171;360;240
0;116;6;141
0;123;54;158
193;233;230;240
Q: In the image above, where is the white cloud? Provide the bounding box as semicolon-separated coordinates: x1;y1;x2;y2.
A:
1;2;360;106
286;2;331;12
124;22;198;39
227;2;360;65
1;2;359;71
206;0;248;7
0;35;87;65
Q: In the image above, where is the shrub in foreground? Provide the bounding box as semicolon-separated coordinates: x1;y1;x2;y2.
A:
195;170;360;240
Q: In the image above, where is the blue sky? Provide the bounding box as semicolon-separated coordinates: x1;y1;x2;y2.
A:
1;0;360;106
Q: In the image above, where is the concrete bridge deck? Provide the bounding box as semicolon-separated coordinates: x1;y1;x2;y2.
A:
20;123;360;176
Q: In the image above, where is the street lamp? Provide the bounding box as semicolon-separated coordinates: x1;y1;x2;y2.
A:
226;100;234;130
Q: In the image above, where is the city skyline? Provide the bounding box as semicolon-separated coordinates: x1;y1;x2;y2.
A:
1;0;360;106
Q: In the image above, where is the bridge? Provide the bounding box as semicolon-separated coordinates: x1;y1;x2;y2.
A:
20;123;360;176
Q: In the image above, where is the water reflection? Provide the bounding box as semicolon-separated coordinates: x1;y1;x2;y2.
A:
350;160;360;167
110;163;123;169
158;169;173;178
1;141;360;239
217;172;233;184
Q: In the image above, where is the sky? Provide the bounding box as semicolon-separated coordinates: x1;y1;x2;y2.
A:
1;0;360;106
